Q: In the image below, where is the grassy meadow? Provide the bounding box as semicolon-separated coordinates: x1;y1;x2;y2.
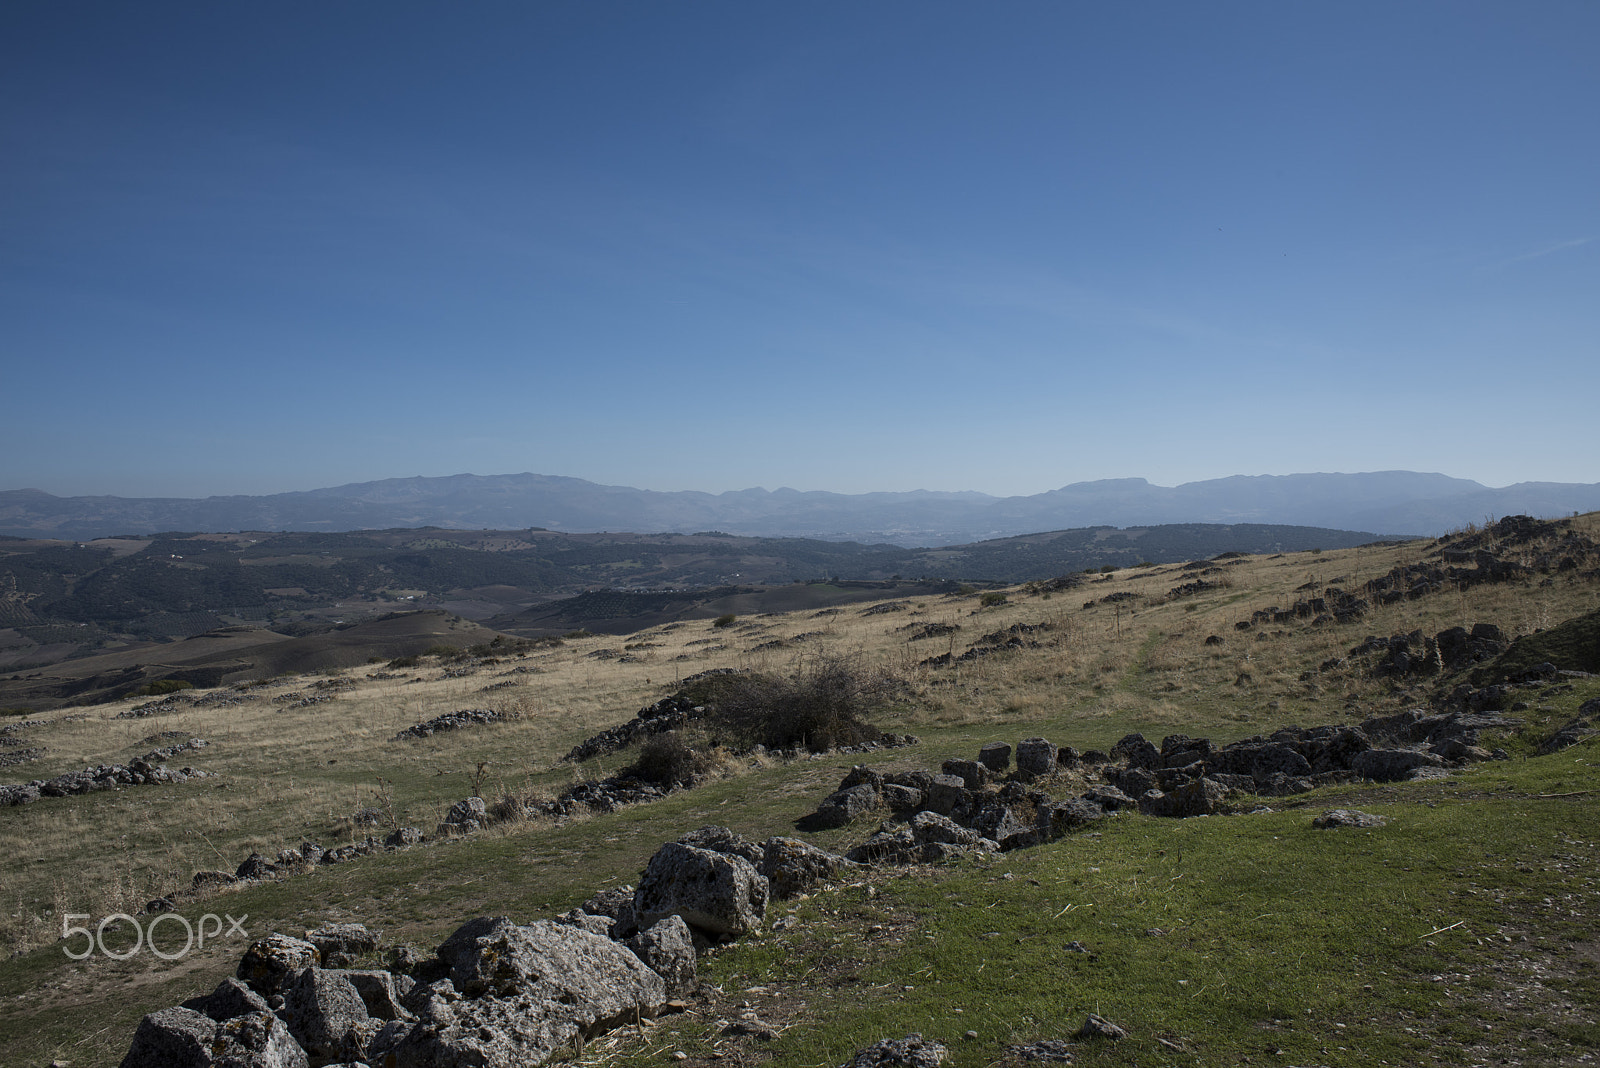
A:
1;517;1597;1067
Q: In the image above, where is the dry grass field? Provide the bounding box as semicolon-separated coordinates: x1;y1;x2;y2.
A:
2;514;1598;1066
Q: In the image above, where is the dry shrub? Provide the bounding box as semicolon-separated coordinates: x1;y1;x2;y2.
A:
712;654;901;752
623;731;724;787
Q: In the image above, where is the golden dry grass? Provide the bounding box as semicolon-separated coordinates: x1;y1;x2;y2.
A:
3;516;1599;956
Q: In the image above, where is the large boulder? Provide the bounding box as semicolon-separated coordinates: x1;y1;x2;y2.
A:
847;826;920;865
1211;742;1312;781
1037;798;1105;836
940;759;989;789
634;843;768;939
677;825;766;865
1351;748;1447;782
812;783;881;829
305;922;380;968
180;977;271;1022
1015;737;1058;779
625;915;698;997
1137;777;1230;818
238;934;319;996
435;918;666;1016
977;742;1012;772
377;992;595;1068
760;836;858;899
920;774;968;816
337;968;416;1021
280;967;376;1065
908;811;994;853
119;1006;307;1068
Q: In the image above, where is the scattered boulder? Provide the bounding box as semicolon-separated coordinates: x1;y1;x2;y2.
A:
633;842;769;940
338;969;415;1021
921;774;968;816
941;758;989;789
1075;1013;1127;1040
119;1006;307;1068
843;1033;949;1068
625;915;698;997
1137;777;1231;819
280;967;374;1064
238;934;319;997
235;853;280;882
1015;737;1058;779
978;742;1012;772
1313;809;1388;829
811;783;881;829
678;824;765;865
579;885;638;939
1351;748;1447;782
180;977;271;1023
434;916;666;1019
760;836;858;899
437;796;487;836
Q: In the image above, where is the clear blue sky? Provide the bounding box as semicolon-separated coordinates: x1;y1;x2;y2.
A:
3;2;1596;499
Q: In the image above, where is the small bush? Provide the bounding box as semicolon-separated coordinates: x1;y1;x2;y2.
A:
138;679;194;697
424;644;464;660
712;614;737;629
713;655;899;752
387;655;421;669
979;591;1008;607
624;731;722;788
562;629;593;640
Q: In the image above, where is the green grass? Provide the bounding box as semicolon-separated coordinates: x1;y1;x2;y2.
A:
638;742;1600;1068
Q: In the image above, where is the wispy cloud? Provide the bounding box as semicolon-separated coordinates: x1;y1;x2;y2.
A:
1496;236;1594;268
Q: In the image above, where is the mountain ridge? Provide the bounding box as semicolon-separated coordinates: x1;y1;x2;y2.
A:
4;470;1598;546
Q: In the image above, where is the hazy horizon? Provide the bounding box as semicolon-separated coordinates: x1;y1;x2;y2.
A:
8;467;1594;506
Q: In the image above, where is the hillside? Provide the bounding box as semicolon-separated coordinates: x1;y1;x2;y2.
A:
0;513;1596;1067
6;470;1600;544
0;521;1382;699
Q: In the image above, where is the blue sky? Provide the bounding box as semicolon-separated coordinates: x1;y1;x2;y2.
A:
3;2;1596;500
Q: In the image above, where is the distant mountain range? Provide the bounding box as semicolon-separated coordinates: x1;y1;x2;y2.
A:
3;471;1598;546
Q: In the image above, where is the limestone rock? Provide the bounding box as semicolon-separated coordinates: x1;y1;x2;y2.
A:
1351;748;1446;782
625;915;698;997
843;1033;949;1068
119;1006;307;1068
180;977;271;1023
435;917;666;1020
1015;737;1058;779
238;934;318;996
336;968;416;1021
1076;1013;1127;1040
921;774;968;816
280;966;376;1064
677;824;765;865
1037;798;1105;836
941;759;989;789
1312;808;1388;829
634;842;768;939
555;909;615;938
977;741;1012;772
305;922;380;968
812;783;881;828
760;836;858;899
1137;777;1230;818
880;782;923;812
